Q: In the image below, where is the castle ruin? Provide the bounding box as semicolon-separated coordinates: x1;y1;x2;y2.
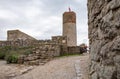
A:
0;9;81;64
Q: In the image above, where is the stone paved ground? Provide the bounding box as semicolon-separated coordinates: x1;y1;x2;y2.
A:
0;54;89;79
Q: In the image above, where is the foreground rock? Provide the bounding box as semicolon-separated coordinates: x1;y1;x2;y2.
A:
88;0;120;79
0;60;34;79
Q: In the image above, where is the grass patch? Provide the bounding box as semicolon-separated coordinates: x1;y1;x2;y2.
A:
0;52;6;59
5;53;19;64
0;46;12;59
23;49;33;55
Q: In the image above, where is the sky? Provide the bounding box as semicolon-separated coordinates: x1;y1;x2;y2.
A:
0;0;88;45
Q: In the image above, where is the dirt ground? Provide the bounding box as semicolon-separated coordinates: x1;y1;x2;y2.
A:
0;53;89;79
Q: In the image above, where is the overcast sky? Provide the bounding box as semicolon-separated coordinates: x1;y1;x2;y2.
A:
0;0;88;45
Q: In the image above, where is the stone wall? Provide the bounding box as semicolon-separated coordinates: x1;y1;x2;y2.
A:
19;42;61;65
34;40;61;57
52;36;68;55
0;40;35;47
1;30;83;65
88;0;120;79
52;36;67;46
67;46;81;55
7;30;36;41
15;37;67;65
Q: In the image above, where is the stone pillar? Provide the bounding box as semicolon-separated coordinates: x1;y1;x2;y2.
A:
88;0;120;79
63;10;77;46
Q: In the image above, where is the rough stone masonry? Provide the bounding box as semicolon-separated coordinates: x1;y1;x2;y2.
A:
7;30;36;41
88;0;120;79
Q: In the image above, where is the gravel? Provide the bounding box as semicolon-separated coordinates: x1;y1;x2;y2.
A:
0;54;89;79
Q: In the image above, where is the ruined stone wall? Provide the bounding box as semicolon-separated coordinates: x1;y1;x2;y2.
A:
26;44;60;65
0;40;35;47
52;36;68;55
0;35;68;56
7;30;36;41
52;36;67;45
67;46;81;55
19;40;61;65
88;0;120;79
34;42;61;57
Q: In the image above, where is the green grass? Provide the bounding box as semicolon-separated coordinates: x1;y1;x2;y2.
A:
5;53;19;64
0;46;12;59
0;52;6;59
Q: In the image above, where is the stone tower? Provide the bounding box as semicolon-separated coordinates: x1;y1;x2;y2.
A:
63;8;77;46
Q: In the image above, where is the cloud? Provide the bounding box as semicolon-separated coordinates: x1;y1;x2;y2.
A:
0;0;88;45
